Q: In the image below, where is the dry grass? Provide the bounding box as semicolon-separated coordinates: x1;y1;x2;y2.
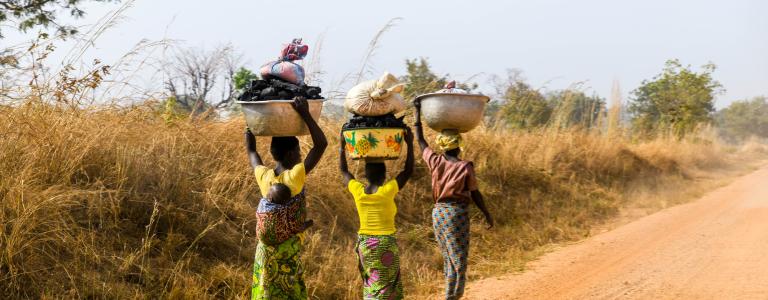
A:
0;100;763;299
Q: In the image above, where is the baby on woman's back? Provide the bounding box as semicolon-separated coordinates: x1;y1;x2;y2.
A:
255;183;313;245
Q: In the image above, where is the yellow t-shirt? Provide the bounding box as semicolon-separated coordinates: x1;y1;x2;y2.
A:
348;179;399;235
254;163;306;197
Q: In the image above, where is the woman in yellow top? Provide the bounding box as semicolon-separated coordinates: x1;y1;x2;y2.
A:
339;128;414;300
245;97;328;300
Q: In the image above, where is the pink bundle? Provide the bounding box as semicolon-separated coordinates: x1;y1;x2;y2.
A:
260;39;309;85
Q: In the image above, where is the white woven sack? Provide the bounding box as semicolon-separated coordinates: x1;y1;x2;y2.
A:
344;72;406;116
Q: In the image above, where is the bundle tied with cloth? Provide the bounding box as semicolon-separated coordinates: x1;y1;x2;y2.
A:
344;72;406;117
259;38;309;85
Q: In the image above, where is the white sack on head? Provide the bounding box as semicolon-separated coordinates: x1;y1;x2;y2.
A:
344;72;406;116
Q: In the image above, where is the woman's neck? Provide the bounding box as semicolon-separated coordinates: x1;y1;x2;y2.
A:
364;185;380;194
275;161;295;175
368;178;384;186
365;179;384;194
443;154;461;162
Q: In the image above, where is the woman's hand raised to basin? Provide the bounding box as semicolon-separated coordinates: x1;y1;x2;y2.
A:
395;127;415;190
293;95;328;174
412;100;429;152
244;127;263;168
291;96;311;116
338;131;354;185
404;126;414;146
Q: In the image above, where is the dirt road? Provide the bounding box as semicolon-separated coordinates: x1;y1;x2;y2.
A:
464;166;768;299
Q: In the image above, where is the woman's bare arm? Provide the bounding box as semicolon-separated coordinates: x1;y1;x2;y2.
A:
395;128;415;189
292;97;328;174
339;132;354;185
245;128;263;168
471;190;494;229
413;100;429;152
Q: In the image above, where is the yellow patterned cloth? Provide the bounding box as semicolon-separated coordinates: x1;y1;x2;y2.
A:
436;132;463;152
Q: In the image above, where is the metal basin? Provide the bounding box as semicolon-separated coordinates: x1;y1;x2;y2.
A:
415;93;490;133
342;128;405;161
237;100;324;136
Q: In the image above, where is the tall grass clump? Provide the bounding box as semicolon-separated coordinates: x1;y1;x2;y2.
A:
1;94;759;298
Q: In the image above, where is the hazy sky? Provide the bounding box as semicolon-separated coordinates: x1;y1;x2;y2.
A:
4;0;767;108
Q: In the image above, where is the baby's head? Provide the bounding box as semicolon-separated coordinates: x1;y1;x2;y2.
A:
267;183;292;205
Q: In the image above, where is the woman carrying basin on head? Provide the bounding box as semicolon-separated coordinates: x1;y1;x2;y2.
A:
414;99;494;300
339;127;414;300
245;97;328;300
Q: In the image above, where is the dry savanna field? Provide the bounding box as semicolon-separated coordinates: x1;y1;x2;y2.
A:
2;99;766;299
2;5;767;299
